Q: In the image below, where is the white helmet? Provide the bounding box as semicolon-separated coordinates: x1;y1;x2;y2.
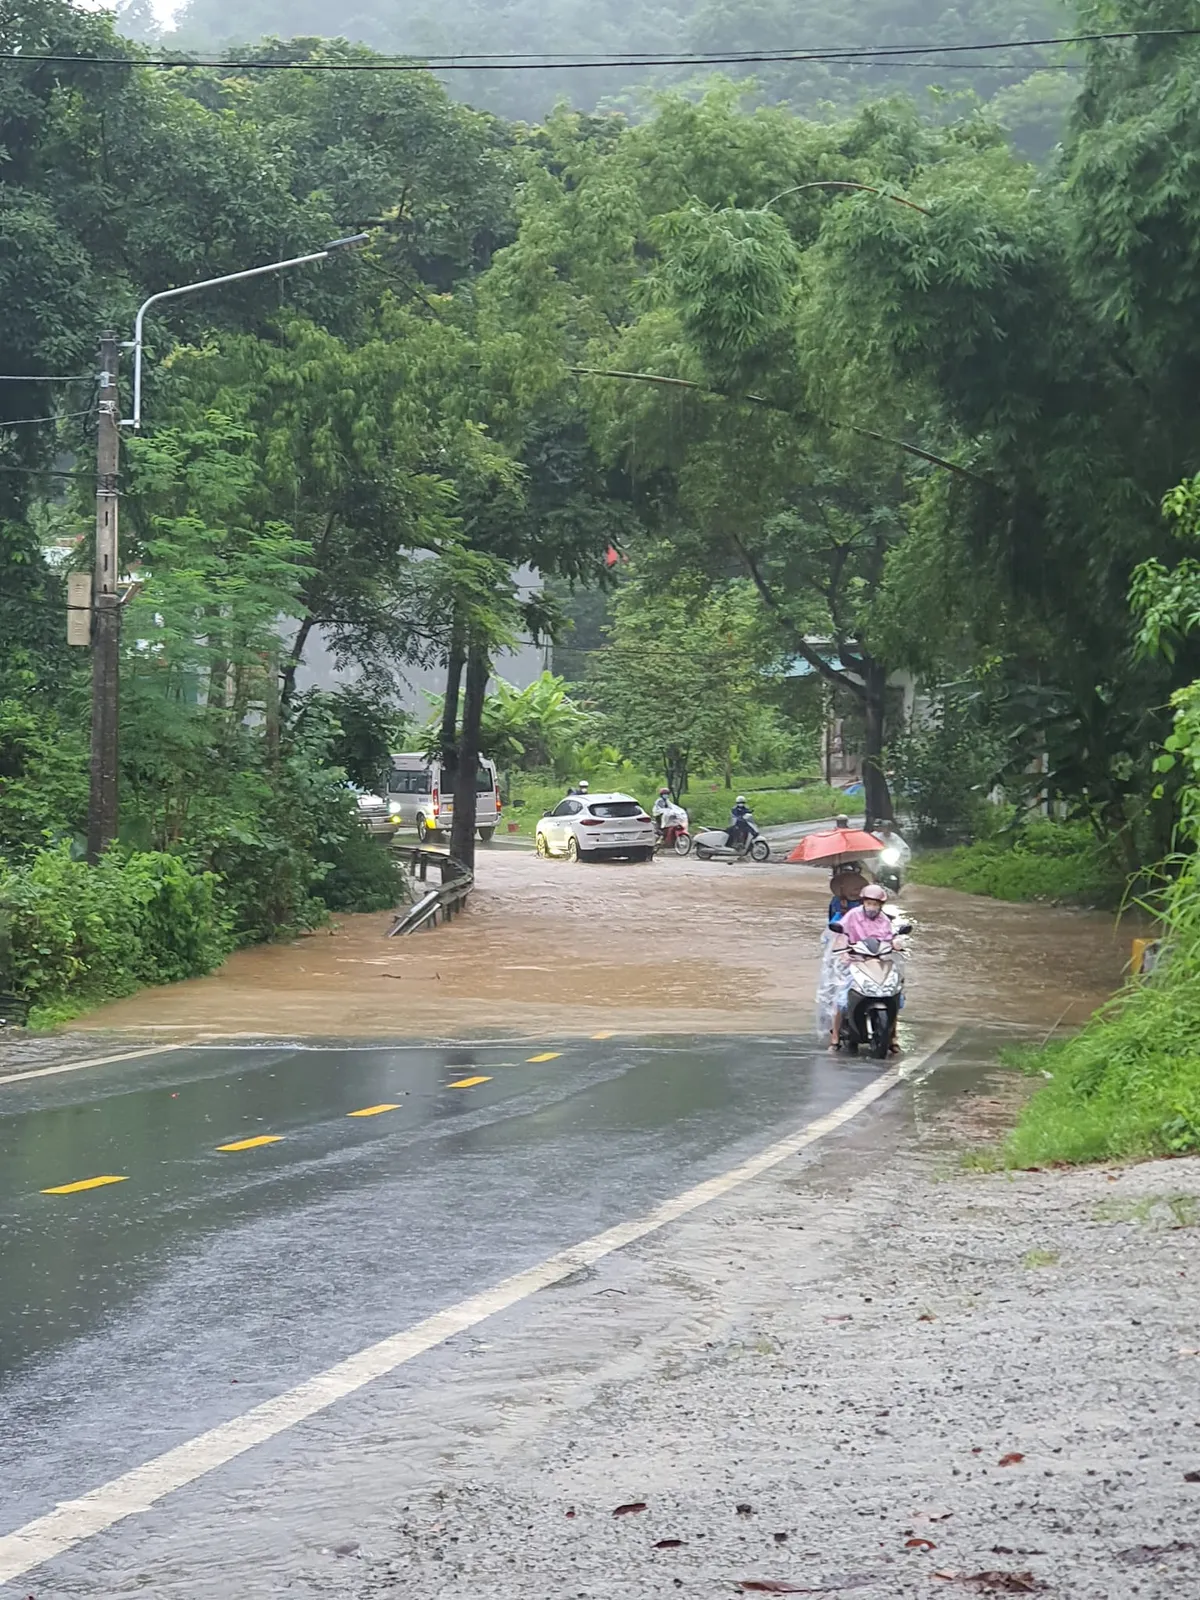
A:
736;794;747;805
579;780;589;793
860;883;888;903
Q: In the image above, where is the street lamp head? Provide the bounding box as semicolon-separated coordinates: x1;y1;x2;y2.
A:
323;232;371;251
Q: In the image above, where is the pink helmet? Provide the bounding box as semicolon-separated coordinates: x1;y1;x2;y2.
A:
860;884;888;903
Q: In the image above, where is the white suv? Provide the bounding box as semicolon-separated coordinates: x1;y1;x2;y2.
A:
536;792;656;862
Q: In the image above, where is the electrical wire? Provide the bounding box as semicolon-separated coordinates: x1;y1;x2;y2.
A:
0;373;95;383
0;28;1193;74
0;408;95;430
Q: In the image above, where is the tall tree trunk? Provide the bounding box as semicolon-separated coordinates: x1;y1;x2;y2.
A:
440;618;466;761
449;636;489;873
862;660;893;834
280;615;314;710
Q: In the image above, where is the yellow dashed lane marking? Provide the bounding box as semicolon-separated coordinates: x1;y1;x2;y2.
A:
42;1175;128;1196
217;1135;283;1153
347;1104;402;1118
591;1031;614;1040
448;1076;491;1089
527;1052;562;1063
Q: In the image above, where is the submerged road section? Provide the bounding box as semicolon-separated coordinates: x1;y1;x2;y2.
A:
0;1030;933;1584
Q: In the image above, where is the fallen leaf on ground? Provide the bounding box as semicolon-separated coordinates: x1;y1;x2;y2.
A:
1116;1541;1195;1565
654;1538;686;1549
1183;1471;1200;1484
998;1452;1025;1467
913;1511;954;1524
736;1584;810;1595
565;1508;576;1519
905;1538;937;1552
737;1502;754;1516
613;1502;647;1516
918;1311;936;1322
773;1532;789;1544
932;1572;1041;1593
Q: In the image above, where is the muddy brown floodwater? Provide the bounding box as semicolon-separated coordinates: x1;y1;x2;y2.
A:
71;850;1132;1041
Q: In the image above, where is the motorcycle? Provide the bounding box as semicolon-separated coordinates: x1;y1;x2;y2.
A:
693;812;771;863
876;829;912;894
834;925;911;1060
654;802;692;856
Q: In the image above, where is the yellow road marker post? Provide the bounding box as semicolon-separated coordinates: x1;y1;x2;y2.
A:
42;1175;128;1196
347;1104;402;1118
447;1076;491;1089
217;1135;283;1153
527;1052;562;1063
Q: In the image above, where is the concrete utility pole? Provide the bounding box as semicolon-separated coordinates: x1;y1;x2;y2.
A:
87;333;121;864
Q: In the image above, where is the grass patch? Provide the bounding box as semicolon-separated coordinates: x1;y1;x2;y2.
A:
1005;863;1200;1166
1022;1247;1060;1268
909;820;1125;906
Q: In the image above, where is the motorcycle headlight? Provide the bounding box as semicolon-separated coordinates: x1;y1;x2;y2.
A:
881;847;901;865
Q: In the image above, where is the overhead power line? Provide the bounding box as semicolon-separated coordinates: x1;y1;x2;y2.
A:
0;373;94;382
0;408;95;430
0;28;1195;74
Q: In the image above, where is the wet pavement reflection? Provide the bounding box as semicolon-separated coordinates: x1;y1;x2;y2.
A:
0;1030;904;1534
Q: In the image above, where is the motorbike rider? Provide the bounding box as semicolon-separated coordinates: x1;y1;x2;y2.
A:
834;883;895;945
727;794;752;851
652;786;674;837
828;863;865;923
567;779;591;798
830;885;902;1052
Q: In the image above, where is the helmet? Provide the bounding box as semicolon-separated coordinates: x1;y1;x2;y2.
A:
579;780;589;793
736;794;747;805
860;884;888;903
659;787;670;796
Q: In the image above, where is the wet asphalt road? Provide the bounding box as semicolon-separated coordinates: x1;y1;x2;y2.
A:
0;1031;900;1546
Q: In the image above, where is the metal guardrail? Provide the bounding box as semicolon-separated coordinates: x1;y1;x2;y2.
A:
387;848;474;936
0;992;30;1027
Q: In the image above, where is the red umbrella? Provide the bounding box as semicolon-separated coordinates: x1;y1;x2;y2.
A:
788;827;884;867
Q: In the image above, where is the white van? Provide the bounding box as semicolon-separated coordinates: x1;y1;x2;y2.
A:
386;752;502;844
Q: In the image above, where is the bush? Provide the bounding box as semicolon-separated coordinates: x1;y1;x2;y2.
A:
0;845;232;1016
317;829;405;913
0;699;89;861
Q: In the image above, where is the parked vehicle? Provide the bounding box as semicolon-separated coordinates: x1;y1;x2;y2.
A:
351;786;402;840
654;801;692;856
692;813;771;863
836;927;910;1060
536;792;656;862
385;752;502;844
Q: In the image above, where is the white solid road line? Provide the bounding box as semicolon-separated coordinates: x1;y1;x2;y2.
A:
0;1043;184;1088
0;1034;950;1590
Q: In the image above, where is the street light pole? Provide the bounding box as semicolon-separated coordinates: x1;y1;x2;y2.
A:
86;332;122;864
84;233;369;862
122;234;370;429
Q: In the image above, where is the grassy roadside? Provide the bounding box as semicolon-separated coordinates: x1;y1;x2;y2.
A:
909;820;1125;908
998;869;1199;1167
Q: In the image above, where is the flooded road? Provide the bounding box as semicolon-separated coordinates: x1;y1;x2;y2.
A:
62;850;1131;1041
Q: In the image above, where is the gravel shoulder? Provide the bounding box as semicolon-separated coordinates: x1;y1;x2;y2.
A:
55;1038;1200;1600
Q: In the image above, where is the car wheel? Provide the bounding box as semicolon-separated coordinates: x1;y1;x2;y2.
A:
535;831;549;858
478;826;495;843
639;848;655;862
566;835;580;863
416;815;431;844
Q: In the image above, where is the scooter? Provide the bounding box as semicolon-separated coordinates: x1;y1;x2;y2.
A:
654;802;692;856
836;927;910;1060
693;813;771;863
